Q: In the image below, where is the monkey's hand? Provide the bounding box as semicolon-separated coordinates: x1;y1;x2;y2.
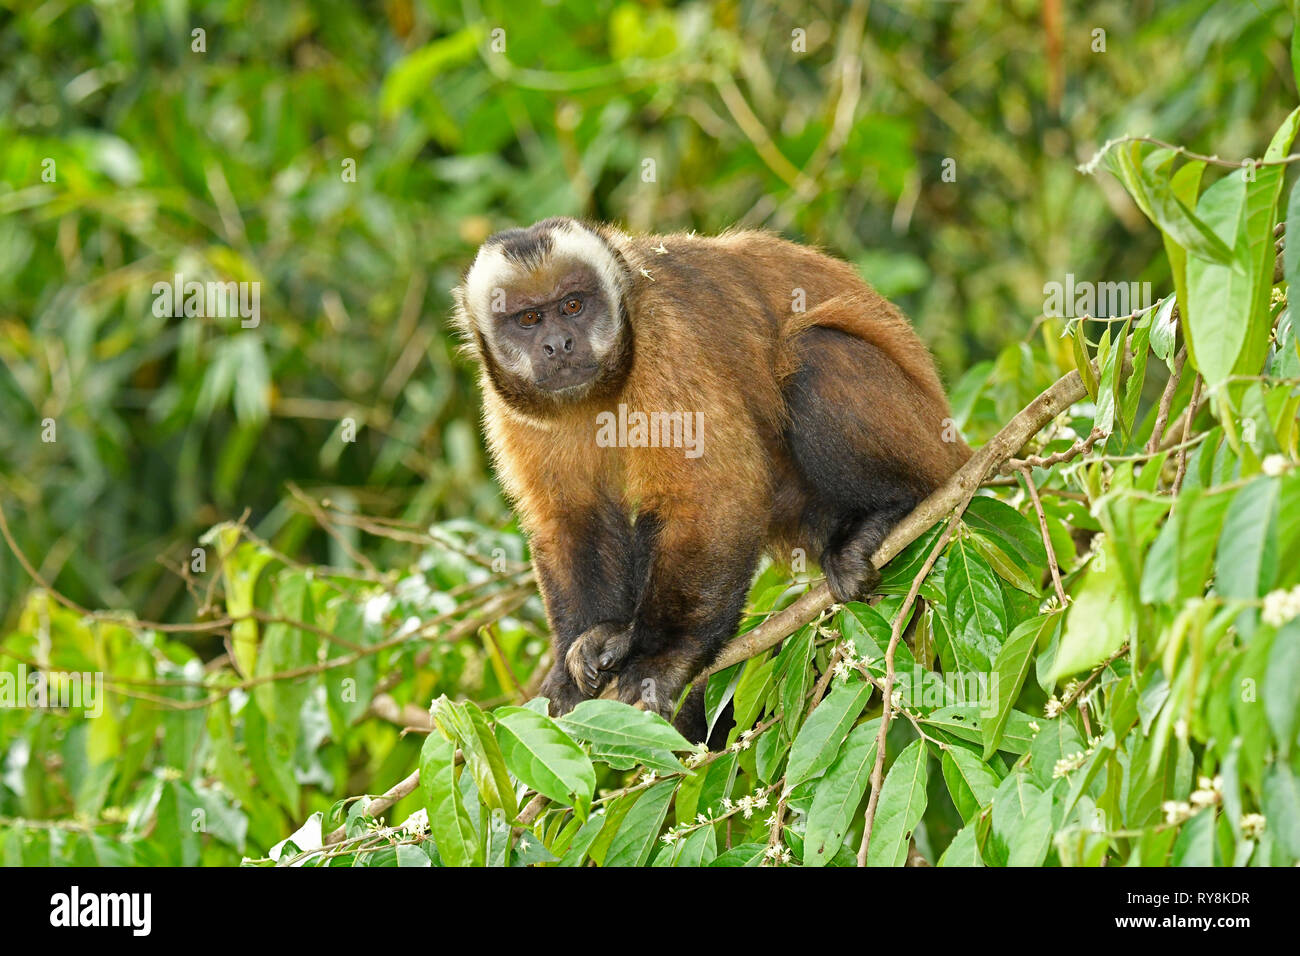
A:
565;621;634;697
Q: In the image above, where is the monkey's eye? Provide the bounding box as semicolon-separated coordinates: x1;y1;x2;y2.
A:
518;310;542;328
561;296;583;316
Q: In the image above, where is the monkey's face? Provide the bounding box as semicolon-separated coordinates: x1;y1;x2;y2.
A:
455;219;633;412
487;264;619;395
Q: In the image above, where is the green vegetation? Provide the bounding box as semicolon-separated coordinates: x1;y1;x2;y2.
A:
2;0;1300;867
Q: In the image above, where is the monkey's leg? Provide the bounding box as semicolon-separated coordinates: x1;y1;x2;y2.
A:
563;510;660;696
783;325;937;603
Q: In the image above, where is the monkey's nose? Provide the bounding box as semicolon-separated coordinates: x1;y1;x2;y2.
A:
542;334;574;357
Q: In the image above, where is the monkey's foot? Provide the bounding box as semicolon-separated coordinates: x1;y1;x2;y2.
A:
538;664;588;716
604;654;692;721
822;546;882;605
565;621;634;697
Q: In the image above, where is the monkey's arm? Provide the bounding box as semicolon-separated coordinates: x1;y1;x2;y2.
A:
528;497;638;713
571;476;766;716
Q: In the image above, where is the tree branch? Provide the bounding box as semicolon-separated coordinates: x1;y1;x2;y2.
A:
706;367;1089;676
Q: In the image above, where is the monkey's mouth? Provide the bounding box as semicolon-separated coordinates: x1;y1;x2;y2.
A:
535;362;600;393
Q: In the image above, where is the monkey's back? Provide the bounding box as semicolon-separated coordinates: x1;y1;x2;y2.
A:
616;229;960;451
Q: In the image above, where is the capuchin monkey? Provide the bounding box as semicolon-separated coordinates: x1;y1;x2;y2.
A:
452;217;969;740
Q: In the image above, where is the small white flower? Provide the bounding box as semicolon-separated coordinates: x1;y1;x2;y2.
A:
1262;584;1300;628
1162;800;1193;825
1241;813;1266;838
1262;454;1288;477
400;808;430;836
1052;752;1087;778
362;592;394;627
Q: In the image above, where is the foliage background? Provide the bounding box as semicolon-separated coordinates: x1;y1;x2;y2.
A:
2;0;1299;867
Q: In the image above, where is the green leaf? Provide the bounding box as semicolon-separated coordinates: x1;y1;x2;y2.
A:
1049;541;1132;682
1263;762;1300;860
1007;786;1056;866
983;613;1059;758
804;718;881;866
654;825;716;867
986;771;1043;866
866;739;929;867
945;538;1008;673
557;699;692;772
964;496;1048;569
710;843;768;867
1292;0;1300;96
380;27;483;117
1027;718;1086;790
1111;142;1235;265
1142;488;1234;604
839;602;916;675
1171;810;1215;866
937;823;984;866
1266;618;1300;756
396;844;432;867
1150;295;1179;367
1286;177;1300;300
431;696;517;819
495;706;596;818
1184;108;1298;385
1074;321;1099;399
785;679;873;789
1236;107;1300;377
942;746;1001;822
1164;161;1206;327
556;812;607;867
604;780;676;867
1185;176;1258;384
729;652;776;736
420;733;482;867
1215;477;1280;600
777;627;814;734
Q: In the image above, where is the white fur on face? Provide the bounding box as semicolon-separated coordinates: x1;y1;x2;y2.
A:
453;219;629;372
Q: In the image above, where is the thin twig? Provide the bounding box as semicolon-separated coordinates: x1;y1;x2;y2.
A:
1147;345;1188;454
1172;375;1202;496
857;509;965;867
1019;466;1068;608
